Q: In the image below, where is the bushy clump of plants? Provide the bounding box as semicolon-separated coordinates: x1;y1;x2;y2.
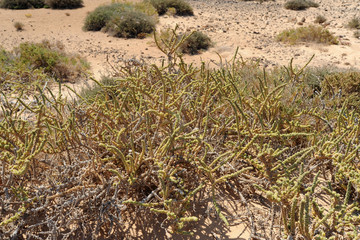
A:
0;41;89;94
347;17;360;29
83;2;157;38
156;27;212;55
314;15;326;24
277;25;338;45
149;0;193;16
179;31;212;54
44;0;83;9
0;0;45;9
284;0;319;10
104;11;156;38
1;28;360;240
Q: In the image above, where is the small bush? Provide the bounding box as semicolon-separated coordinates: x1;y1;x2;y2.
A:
180;31;212;55
347;17;360;29
0;0;45;9
14;22;24;31
277;25;338;45
45;0;83;9
354;30;360;38
104;10;156;38
15;41;89;82
149;0;193;16
83;2;158;32
284;0;319;10
314;15;326;24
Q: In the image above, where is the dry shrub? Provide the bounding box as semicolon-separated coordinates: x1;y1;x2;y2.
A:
104;11;156;38
284;0;319;10
45;0;83;9
180;31;212;54
314;15;326;24
149;0;193;16
14;22;24;31
277;25;338;45
347;17;360;29
0;0;45;9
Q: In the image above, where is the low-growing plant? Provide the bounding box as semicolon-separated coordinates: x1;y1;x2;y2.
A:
354;30;360;38
179;31;212;54
347;17;360;29
44;0;83;9
314;15;326;24
14;22;24;31
104;10;156;38
149;0;193;16
277;25;338;45
83;2;158;32
284;0;319;10
15;40;89;82
0;0;45;9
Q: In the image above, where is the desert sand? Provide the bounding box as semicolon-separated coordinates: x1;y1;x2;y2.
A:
0;0;359;238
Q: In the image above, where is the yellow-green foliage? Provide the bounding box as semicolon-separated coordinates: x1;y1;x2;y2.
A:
0;41;89;94
321;71;360;110
277;25;338;45
1;29;360;239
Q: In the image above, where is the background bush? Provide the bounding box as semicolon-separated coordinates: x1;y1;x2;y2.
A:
284;0;319;10
83;2;158;32
0;0;45;9
15;40;89;82
149;0;193;16
45;0;83;9
180;31;212;54
104;10;156;38
277;25;338;45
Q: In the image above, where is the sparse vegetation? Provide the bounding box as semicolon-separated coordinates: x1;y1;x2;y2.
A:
314;14;326;24
284;0;319;10
14;21;24;31
277;25;338;45
149;0;193;16
44;0;83;9
347;17;360;29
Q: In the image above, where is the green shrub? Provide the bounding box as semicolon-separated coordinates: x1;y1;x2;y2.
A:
44;0;83;9
15;41;89;82
83;4;121;31
284;0;319;10
149;0;193;16
180;31;212;55
104;10;156;38
277;25;338;45
0;0;45;9
83;2;158;32
347;17;360;29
